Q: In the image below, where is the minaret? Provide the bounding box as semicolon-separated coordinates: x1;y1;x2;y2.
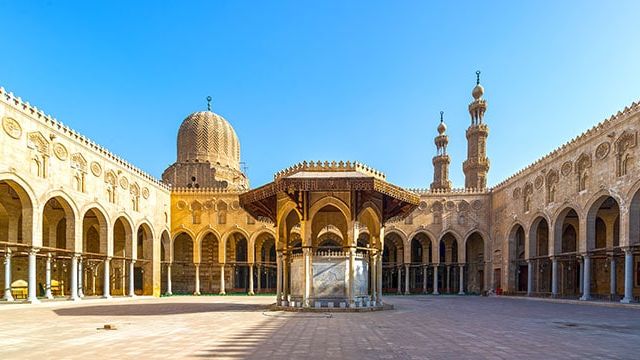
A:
431;111;452;191
463;71;490;190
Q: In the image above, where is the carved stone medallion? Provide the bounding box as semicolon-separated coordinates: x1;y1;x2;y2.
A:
595;142;611;160
418;201;428;211
177;200;187;210
561;161;573;176
119;176;129;190
90;161;102;177
534;175;544;190
445;201;456;211
512;187;521;200
142;187;150;199
2;116;22;139
53;143;68;160
471;199;483;210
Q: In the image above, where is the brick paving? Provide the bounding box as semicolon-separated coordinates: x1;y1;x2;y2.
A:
0;295;639;359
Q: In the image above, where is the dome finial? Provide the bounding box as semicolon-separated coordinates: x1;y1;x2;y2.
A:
440;111;444;123
476;70;481;85
206;96;212;111
437;111;447;135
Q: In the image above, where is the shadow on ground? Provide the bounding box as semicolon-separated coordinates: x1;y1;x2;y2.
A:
53;302;270;316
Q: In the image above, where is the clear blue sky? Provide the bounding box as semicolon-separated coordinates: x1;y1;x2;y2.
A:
2;1;639;189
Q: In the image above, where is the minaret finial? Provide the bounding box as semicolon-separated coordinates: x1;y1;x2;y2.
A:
476;70;481;85
206;96;212;111
440;111;444;123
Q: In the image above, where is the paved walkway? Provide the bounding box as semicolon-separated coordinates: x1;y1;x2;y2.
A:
1;295;639;359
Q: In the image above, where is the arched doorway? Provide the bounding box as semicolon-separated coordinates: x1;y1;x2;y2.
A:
586;196;621;300
42;197;76;298
160;231;170;295
200;233;220;294
509;224;526;293
382;232;403;294
465;232;485;294
439;232;459;294
255;232;276;294
82;208;108;297
554;208;580;297
135;223;153;295
173;232;194;294
226;232;248;293
528;217;551;295
409;233;432;293
113;217;133;296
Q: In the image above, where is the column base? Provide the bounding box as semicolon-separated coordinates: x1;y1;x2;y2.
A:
248;291;255;296
194;291;201;296
27;298;41;304
621;297;635;304
165;292;173;296
128;294;136;298
219;291;226;295
579;295;591;301
432;291;439;295
45;293;54;300
551;293;558;299
458;291;465;295
102;295;112;299
3;292;15;302
68;296;80;301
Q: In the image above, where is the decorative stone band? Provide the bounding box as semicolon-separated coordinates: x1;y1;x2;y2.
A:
274;160;386;181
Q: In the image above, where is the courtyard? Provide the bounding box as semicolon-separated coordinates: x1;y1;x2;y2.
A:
1;296;639;359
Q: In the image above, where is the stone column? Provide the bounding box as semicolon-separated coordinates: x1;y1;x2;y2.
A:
422;265;428;294
446;265;451;293
276;253;282;305
256;264;261;294
128;260;135;297
219;264;226;295
194;263;201;295
303;247;312;307
166;263;173;295
78;257;84;298
248;264;255;295
45;253;54;299
70;254;80;301
3;250;14;302
580;254;591;301
396;265;402;294
610;256;617;300
404;264;410;295
458;264;465;295
527;260;533;296
551;257;558;297
578;258;584;296
376;253;383;306
27;248;40;303
621;249;635;303
433;265;439;295
103;257;111;298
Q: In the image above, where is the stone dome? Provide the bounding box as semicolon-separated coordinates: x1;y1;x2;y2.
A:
177;111;240;170
437;120;447;134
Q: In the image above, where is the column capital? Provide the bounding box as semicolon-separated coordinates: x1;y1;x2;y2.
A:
622;246;634;255
29;247;41;255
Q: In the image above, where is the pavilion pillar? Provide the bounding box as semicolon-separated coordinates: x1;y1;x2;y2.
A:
578;257;584;296
128;260;135;297
396;265;402;294
610;255;617;300
3;250;14;302
433;264;439;295
69;254;80;301
580;254;591;301
283;253;289;305
551;257;558;297
621;248;635;303
348;247;356;307
527;260;533;296
370;252;376;305
422;265;427;294
219;264;226;295
303;247;312;307
166;263;173;295
103;257;111;298
45;253;54;299
404;263;410;295
78;257;84;298
194;263;201;295
27;248;40;303
276;253;282;305
248;264;255;295
458;264;465;295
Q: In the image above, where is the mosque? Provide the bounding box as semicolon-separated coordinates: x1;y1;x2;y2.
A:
1;73;639;307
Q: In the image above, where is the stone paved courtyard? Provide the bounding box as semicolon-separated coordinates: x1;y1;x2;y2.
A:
1;295;639;359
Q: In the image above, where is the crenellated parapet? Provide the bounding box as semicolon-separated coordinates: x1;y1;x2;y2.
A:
274;160;386;181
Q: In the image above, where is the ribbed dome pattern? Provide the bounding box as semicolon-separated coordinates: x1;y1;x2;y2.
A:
177;111;240;170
